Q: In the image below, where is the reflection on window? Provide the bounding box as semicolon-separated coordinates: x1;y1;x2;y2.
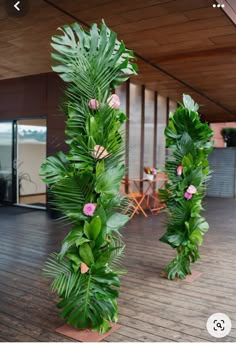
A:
18;125;46;143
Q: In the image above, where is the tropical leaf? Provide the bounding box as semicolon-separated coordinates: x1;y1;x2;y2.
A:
183;94;199;112
160;94;213;280
51;21;137;95
51;175;93;218
40;151;71;184
43;253;80;298
57;267;120;330
59;225;84;259
107;213;130;233
41;21;136;332
95;165;125;196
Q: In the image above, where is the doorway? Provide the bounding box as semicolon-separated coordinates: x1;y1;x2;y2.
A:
0;122;14;204
0;118;47;209
16;119;47;209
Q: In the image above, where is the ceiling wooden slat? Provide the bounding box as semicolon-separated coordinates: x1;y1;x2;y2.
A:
0;0;236;121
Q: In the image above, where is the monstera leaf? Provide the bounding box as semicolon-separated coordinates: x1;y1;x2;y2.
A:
183;94;199;112
58;268;120;331
51;21;137;92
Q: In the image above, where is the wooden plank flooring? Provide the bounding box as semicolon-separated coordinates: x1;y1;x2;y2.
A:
0;198;235;342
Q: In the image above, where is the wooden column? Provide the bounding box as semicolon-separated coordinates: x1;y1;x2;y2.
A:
125;80;130;193
140;85;145;192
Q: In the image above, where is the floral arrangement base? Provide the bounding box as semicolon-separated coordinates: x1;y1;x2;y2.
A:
56;323;121;342
146;174;154;181
160;270;202;283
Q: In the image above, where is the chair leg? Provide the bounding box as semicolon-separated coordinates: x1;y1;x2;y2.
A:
123;195;148;218
133;196;148;217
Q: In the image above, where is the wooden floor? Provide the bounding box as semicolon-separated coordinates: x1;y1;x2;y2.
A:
0;197;236;342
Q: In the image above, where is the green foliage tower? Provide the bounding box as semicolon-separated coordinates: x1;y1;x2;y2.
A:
159;95;214;280
40;22;137;332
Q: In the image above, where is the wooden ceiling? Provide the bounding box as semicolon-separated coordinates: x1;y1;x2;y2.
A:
1;0;236;121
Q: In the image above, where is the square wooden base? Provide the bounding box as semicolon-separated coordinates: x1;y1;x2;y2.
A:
56;323;121;342
160;270;202;283
183;271;202;282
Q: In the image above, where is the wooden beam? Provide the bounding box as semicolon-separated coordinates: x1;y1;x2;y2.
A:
156;46;236;64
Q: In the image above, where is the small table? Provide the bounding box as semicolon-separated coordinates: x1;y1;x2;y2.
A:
131;174;167;215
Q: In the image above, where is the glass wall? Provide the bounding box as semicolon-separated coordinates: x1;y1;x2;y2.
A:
116;82;176;180
0;122;13;203
17;119;47;207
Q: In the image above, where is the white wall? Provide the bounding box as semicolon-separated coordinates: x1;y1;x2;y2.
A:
18;142;46;195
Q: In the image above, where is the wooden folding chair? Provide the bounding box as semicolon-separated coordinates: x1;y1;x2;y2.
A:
121;178;148;218
150;173;168;215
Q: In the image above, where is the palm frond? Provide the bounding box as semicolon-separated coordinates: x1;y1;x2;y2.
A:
57;268;119;331
43;253;81;298
108;237;127;274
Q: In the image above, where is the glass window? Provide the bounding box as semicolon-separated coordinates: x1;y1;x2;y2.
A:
0;122;13;203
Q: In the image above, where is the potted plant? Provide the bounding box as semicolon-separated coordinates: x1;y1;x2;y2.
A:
18;171;36;195
40;22;137;333
0;176;7;204
221;127;236;147
0;161;7;204
144;167;158;180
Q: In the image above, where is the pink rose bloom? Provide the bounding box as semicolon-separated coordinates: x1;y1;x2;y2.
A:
88;99;99;110
187;185;197;194
83;203;96;216
107;94;120;109
176;165;184;176
81;262;89;274
184;192;192;200
92;145;109;159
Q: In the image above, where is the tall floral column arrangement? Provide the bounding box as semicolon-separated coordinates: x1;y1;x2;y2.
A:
159;94;214;280
40;22;137;333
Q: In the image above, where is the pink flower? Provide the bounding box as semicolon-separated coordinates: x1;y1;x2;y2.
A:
187;185;197;194
88;99;99;110
152;168;157;175
83;203;96;216
184;192;192;200
107;94;120;109
176;165;184;176
92;145;109;159
81;262;89;274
